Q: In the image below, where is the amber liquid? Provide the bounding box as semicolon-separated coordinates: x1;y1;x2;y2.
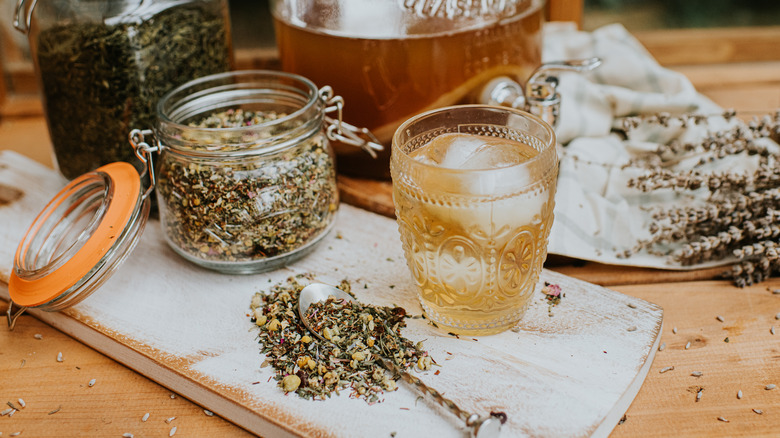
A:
273;2;544;178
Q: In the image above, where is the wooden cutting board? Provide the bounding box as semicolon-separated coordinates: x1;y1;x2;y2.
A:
0;151;663;437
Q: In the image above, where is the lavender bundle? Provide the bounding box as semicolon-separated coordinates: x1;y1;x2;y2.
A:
621;110;780;287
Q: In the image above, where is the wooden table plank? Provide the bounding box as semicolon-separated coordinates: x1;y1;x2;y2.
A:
547;257;727;287
610;279;780;438
0;309;252;438
636;27;780;66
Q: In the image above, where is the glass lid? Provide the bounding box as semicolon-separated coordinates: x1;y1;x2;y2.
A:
7;162;149;328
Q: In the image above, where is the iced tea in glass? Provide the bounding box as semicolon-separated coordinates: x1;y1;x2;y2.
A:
391;105;557;335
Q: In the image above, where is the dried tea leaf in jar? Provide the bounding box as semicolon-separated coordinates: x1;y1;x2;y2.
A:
23;0;233;178
152;71;340;274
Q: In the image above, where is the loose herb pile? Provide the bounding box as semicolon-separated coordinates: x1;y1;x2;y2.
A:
156;109;337;263
35;2;231;178
249;275;433;403
620;110;780;286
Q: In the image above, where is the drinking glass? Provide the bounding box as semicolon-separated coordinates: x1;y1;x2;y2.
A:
391;105;557;335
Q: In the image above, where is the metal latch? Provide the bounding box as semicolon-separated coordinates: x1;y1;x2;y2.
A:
319;86;384;158
480;58;602;128
13;0;38;33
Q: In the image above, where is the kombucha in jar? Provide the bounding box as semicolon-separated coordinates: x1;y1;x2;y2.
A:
272;0;545;178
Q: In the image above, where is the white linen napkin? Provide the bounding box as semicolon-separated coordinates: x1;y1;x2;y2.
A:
543;23;777;269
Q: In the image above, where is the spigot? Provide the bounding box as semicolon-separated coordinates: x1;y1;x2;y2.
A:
481;57;602;128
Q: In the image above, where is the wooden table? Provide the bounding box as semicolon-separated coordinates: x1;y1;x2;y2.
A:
1;64;779;437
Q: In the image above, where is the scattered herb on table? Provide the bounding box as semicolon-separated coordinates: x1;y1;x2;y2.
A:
249;275;432;403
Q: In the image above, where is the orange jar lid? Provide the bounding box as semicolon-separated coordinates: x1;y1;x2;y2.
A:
9;162;148;309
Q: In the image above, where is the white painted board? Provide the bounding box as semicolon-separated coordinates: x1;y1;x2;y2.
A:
0;151;662;437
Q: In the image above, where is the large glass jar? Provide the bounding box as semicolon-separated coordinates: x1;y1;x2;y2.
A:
14;0;233;179
271;0;545;179
148;71;339;274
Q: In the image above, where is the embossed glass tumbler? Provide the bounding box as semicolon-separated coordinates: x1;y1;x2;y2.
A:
391;105;558;335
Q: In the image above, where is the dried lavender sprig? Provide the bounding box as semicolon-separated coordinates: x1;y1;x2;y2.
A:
623;110;779;165
733;240;779;259
672;214;780;265
652;188;780;224
627;200;778;264
621;109;736;131
628;163;779;193
726;256;779;287
622;109;779;135
622;109;780;286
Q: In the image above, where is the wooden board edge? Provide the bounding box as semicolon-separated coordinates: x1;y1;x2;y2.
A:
0;286;297;438
541;269;664;437
592;321;662;437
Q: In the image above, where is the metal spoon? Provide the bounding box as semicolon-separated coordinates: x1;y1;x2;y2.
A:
298;283;504;438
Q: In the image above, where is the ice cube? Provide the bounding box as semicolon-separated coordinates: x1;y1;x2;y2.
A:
411;133;536;170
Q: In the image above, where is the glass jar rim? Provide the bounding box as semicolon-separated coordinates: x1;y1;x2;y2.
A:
156;70;324;157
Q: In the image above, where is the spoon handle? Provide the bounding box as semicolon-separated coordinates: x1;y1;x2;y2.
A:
379;356;476;426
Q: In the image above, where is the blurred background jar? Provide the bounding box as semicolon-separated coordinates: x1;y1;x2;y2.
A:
14;0;233;179
270;0;545;179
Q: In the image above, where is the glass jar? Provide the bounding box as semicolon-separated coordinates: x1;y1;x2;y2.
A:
270;0;545;179
144;70;340;274
14;0;233;179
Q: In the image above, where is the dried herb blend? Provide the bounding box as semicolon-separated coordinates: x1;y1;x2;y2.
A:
156;109;337;264
249;276;433;402
34;2;231;179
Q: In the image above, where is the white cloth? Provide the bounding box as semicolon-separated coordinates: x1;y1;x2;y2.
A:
544;23;777;269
